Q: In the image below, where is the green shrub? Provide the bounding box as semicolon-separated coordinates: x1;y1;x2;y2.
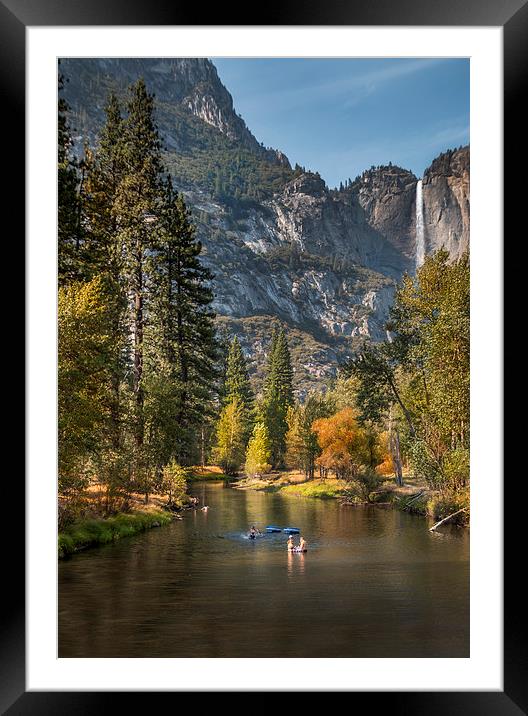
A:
58;510;172;558
161;461;188;504
343;470;384;503
427;490;469;524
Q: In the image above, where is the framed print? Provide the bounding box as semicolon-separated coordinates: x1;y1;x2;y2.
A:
4;0;520;709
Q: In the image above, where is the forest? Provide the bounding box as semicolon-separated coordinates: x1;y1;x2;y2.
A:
58;73;470;542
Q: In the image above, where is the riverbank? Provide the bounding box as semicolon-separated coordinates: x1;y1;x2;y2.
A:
232;471;469;527
188;466;230;481
58;508;174;558
58;468;232;558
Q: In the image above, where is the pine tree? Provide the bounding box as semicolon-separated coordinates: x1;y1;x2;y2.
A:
81;94;128;461
223;336;254;444
114;78;163;458
146;176;219;466
245;422;272;477
261;326;294;467
58;71;81;285
82;92;125;275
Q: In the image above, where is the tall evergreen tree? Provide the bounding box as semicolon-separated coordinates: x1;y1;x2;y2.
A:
223;336;254;443
261;326;294;467
58;71;81;285
114;78;163;455
82;92;125;275
147;176;219;465
81;94;128;460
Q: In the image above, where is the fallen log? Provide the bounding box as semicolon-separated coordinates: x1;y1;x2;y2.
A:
402;490;425;510
429;508;467;531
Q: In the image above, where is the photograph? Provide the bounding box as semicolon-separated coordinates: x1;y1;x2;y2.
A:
56;56;470;659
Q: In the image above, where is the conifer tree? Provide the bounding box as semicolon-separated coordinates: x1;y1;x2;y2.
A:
114;78;163;455
147;176;219;465
261;326;294;467
81;94;128;461
82;92;125;275
58;71;81;285
223;336;254;443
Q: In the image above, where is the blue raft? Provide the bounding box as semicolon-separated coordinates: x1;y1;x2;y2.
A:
265;525;282;533
283;527;300;534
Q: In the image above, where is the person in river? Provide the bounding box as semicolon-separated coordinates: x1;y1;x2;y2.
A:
249;525;260;538
299;536;307;552
287;535;295;551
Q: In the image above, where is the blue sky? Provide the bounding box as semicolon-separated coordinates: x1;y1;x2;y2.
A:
212;58;469;189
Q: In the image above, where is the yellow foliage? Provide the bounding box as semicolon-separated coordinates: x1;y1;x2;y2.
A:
312;408;373;480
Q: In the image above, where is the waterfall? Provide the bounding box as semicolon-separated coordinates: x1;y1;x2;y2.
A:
415;179;425;270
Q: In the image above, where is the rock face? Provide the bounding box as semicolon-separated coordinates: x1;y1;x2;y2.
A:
422;147;470;259
349;165;418;259
60;58;470;394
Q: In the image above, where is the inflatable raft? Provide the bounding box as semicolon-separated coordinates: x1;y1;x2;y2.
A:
266;526;282;533
283;527;300;534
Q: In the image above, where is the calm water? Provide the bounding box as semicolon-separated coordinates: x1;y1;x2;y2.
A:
58;482;469;657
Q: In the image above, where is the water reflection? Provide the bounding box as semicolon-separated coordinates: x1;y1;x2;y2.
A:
287;549;306;578
59;482;469;658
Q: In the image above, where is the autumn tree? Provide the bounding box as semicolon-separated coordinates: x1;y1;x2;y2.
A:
58;276;115;494
285;393;330;478
213;398;246;475
312;408;372;480
245;422;272;477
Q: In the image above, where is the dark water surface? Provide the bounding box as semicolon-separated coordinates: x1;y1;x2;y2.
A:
58;482;469;657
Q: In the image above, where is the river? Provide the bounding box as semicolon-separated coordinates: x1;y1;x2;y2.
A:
58;481;469;657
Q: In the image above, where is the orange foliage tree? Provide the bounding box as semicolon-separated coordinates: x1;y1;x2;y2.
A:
312;408;378;481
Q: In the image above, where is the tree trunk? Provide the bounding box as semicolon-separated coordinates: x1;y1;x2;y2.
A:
429;508;467;531
387;374;416;437
133;245;144;448
389;407;404;487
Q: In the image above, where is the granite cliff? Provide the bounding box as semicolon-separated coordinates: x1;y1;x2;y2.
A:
60;58;469;394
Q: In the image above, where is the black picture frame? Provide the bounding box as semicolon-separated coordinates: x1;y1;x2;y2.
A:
7;0;518;709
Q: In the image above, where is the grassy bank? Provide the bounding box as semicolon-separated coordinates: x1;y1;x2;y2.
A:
234;470;469;526
58;509;173;558
234;472;348;499
187;466;230;481
274;479;348;499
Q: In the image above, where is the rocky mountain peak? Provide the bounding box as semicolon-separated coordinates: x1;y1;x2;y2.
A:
348;165;418;258
424;145;469;181
283;171;327;198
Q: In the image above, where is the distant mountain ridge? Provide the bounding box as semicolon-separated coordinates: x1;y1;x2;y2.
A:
60;57;470;395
